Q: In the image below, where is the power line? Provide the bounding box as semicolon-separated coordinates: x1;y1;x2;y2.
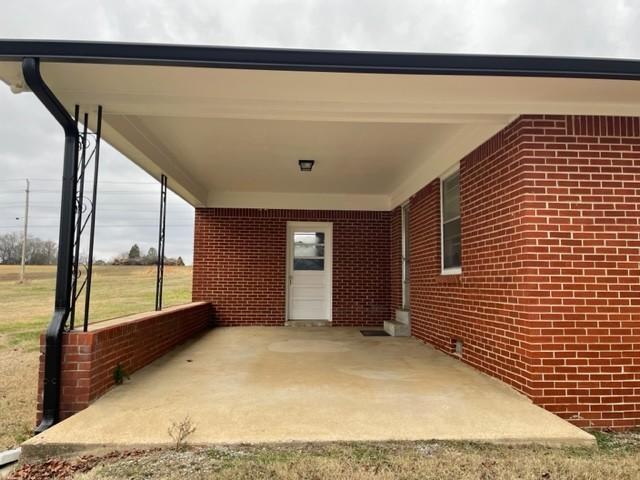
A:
6;211;182;216
31;189;160;192
2;205;192;212
0;178;158;184
0;203;61;207
0;224;193;228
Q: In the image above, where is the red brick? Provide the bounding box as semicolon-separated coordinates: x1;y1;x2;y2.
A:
192;209;391;327
36;303;213;424
406;115;639;431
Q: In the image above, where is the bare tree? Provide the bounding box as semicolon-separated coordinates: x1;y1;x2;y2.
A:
0;232;57;265
0;233;21;264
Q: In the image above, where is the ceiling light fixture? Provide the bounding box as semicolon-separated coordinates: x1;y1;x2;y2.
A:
298;159;315;172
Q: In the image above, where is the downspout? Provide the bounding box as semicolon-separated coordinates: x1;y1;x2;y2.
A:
21;57;79;433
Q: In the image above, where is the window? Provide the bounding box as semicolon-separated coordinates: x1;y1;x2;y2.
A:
293;232;325;271
441;168;461;274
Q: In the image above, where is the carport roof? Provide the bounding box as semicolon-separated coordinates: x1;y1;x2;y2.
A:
1;40;640;210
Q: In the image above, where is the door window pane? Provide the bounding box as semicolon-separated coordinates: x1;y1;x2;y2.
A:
293;231;325;270
295;232;325;245
294;258;325;271
294;243;325;258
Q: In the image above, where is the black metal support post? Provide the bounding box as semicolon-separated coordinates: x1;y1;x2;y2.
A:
67;108;103;331
70;112;88;330
82;106;102;331
23;58;79;433
155;174;167;311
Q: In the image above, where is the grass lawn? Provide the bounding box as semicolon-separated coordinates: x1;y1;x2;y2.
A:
0;264;192;450
9;437;640;480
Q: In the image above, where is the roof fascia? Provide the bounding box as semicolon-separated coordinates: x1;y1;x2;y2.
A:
0;40;639;80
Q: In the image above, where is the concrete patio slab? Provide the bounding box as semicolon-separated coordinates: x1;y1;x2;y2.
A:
23;327;593;459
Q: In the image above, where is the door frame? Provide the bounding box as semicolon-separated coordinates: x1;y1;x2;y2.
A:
401;201;410;310
285;221;333;322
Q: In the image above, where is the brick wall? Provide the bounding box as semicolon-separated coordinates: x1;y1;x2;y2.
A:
193;208;391;326
521;115;640;429
408;117;534;392
406;115;640;429
36;302;213;423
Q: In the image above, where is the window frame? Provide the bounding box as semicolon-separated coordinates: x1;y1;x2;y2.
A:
440;164;462;275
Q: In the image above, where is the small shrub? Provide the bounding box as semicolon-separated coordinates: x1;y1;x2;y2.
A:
113;363;129;385
168;415;197;450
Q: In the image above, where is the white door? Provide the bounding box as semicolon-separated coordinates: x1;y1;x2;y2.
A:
287;222;332;321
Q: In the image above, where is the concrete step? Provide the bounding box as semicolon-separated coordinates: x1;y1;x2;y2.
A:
285;320;331;327
384;320;410;337
395;309;410;325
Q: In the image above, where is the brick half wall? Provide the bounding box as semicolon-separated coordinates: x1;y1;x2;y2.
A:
37;302;213;423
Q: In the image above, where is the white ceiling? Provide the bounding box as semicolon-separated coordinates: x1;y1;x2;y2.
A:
1;60;639;210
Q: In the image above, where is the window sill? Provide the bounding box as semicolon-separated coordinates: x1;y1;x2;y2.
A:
441;267;461;276
436;272;462;283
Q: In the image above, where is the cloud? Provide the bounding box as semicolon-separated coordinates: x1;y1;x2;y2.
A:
2;1;639;56
1;0;639;265
0;87;194;263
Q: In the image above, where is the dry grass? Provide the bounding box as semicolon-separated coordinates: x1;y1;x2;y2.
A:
72;439;640;480
0;349;38;448
0;264;192;450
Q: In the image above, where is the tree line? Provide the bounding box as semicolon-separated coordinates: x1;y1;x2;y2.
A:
110;244;185;266
0;232;57;265
0;234;185;266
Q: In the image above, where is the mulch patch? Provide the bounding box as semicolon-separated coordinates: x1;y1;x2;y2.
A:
8;449;156;480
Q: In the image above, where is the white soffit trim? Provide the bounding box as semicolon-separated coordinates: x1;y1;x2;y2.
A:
207;191;391;211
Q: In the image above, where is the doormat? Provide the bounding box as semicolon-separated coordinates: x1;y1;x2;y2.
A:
360;330;390;336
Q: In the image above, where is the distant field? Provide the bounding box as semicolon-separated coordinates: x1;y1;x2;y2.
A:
0;264;192;450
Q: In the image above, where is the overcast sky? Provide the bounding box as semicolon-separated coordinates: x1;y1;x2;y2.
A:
1;0;639;264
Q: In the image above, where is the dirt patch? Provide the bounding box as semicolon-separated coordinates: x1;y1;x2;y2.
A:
8;449;154;480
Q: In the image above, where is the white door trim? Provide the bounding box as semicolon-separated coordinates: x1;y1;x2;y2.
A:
285;221;333;322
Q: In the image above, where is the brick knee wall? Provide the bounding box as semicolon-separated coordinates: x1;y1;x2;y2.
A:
406;115;640;430
192;209;391;327
36;302;213;423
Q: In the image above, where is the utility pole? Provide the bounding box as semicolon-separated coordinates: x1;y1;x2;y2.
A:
19;178;29;283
